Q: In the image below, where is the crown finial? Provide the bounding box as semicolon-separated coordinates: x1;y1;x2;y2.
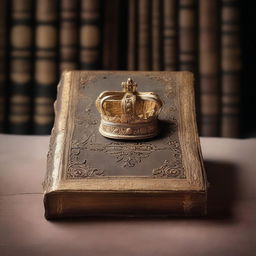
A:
121;78;137;93
96;78;163;140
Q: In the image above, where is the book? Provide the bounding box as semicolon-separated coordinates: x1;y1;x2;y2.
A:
127;0;138;70
33;0;58;134
152;0;163;71
221;0;241;137
59;0;79;72
138;0;151;70
163;0;177;70
199;0;221;136
0;0;7;132
79;0;102;70
8;0;33;134
43;71;207;219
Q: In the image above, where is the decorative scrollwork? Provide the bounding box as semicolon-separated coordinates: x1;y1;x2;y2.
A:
80;73;97;89
152;160;185;178
101;142;157;168
66;147;104;178
67;163;104;179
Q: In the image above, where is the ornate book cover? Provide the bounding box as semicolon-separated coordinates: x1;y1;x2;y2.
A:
43;71;207;219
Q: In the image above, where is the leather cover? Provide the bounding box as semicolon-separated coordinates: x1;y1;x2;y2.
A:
43;71;207;219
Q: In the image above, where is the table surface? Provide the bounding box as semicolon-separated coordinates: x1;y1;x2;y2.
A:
0;134;256;256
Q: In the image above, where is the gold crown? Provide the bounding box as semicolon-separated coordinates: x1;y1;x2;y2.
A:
95;78;163;140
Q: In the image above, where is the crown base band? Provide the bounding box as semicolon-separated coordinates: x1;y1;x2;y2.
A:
99;119;160;140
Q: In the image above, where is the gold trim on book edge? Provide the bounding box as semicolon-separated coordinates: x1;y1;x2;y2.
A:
175;72;204;187
50;71;72;191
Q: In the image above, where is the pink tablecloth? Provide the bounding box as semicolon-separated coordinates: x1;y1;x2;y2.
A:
0;135;256;256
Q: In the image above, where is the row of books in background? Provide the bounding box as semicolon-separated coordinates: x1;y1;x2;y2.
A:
0;0;241;137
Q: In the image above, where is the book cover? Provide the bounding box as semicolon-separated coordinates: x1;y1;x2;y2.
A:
43;71;207;219
33;0;58;134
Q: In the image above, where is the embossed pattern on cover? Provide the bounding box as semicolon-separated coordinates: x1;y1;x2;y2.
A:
67;73;184;179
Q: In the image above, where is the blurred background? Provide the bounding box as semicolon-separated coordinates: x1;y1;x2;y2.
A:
0;0;255;137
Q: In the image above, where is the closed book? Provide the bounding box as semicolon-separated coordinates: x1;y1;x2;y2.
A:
8;0;33;134
43;71;207;219
199;0;221;136
152;0;163;71
127;0;138;70
163;0;177;70
138;0;151;70
0;0;7;132
59;0;79;72
80;0;102;70
33;0;58;134
221;0;241;137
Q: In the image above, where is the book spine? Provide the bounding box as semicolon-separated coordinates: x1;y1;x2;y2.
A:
199;0;221;136
59;0;79;72
103;0;120;70
138;0;151;71
152;0;163;71
178;0;199;125
8;0;34;134
221;0;241;137
163;0;177;70
80;0;102;70
127;0;138;70
33;0;58;134
0;0;7;132
178;0;197;72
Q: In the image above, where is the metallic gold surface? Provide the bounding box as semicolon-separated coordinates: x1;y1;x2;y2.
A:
95;78;163;140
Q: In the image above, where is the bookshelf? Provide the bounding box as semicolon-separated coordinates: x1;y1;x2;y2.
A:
0;0;254;138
